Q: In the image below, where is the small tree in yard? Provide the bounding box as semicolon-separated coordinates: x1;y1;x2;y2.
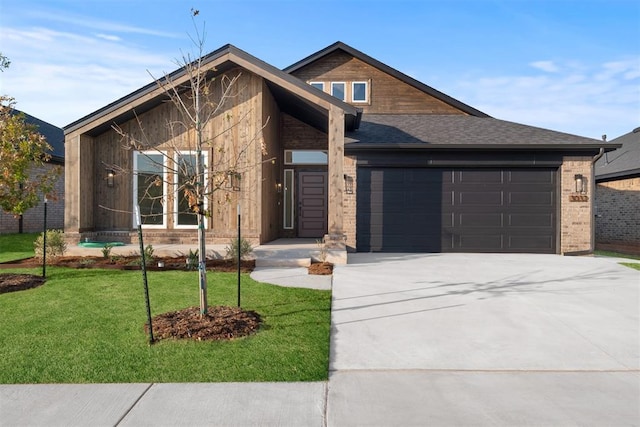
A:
108;12;268;316
0;95;61;219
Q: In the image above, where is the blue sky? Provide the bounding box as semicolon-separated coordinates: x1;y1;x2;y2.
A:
1;0;638;139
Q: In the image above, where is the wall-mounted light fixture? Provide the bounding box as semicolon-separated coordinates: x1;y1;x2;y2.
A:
276;181;282;193
106;170;115;187
574;174;585;194
344;174;354;194
226;171;242;192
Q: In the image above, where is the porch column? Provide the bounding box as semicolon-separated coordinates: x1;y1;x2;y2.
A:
326;105;345;251
64;133;95;236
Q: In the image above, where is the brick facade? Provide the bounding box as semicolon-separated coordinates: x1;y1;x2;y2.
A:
0;163;64;234
595;177;640;251
343;155;357;251
559;157;593;254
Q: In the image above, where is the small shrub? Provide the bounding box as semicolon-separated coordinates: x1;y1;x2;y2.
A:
186;249;199;270
34;230;67;263
101;243;114;259
138;245;155;267
316;238;328;263
225;237;253;260
78;258;96;268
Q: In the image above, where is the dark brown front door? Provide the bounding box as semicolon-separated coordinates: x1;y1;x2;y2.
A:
298;171;328;238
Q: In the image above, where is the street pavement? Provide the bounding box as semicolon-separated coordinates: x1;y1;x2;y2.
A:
1;254;638;426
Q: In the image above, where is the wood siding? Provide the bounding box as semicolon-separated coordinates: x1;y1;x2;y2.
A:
71;68;269;241
290;50;466;115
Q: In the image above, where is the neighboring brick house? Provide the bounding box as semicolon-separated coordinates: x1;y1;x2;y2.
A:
0;112;65;233
63;42;614;256
595;127;640;254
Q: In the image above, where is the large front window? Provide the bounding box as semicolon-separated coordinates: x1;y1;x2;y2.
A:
134;152;166;227
133;151;208;228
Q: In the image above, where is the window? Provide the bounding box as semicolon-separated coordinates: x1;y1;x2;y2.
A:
331;82;346;101
284;150;328;165
133;152;167;227
352;81;368;103
174;151;208;228
310;82;324;91
283;169;294;229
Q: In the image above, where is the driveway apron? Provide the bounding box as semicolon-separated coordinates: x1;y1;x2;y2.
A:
327;253;640;426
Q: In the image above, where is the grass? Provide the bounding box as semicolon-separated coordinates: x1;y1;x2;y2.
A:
0;267;331;383
594;250;640;270
594;250;640;260
0;233;38;263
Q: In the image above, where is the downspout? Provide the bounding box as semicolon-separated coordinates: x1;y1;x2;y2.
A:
590;137;606;253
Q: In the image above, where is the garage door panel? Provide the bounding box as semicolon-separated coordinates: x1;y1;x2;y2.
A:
357;167;556;253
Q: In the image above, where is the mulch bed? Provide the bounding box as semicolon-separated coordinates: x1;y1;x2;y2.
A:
308;262;333;275
149;305;261;341
0;273;46;294
0;256;255;272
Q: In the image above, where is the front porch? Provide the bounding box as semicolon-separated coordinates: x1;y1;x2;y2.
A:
64;238;347;267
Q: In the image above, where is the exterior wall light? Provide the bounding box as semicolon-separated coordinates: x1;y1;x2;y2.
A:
344;174;354;194
226;171;242;192
276;181;282;193
107;170;115;187
574;174;584;194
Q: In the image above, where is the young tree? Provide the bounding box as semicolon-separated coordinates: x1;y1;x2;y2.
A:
110;12;268;315
0;95;61;218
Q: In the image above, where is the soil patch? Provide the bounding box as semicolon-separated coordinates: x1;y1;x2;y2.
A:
0;256;255;272
308;262;333;275
150;305;261;341
0;273;46;294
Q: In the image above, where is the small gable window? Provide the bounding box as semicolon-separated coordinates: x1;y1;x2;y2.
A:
331;82;346;101
352;81;368;103
310;82;324;91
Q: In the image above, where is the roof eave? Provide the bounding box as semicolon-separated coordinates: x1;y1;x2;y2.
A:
345;142;620;152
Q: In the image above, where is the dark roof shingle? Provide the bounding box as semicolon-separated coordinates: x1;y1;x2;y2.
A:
595;127;640;180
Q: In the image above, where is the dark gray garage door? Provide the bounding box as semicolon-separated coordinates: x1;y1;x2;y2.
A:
357;168;557;253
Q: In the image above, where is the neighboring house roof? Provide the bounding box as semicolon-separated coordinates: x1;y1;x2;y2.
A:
595;127;640;181
284;41;490;118
17;110;64;163
64;44;360;136
345;114;615;151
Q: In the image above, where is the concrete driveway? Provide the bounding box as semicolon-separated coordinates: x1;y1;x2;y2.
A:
328;253;640;426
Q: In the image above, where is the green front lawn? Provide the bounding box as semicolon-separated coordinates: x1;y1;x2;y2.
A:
0;267;331;383
0;233;38;263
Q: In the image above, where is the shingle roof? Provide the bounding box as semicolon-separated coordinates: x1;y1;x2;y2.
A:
18;110;64;162
345;114;610;150
595;127;640;180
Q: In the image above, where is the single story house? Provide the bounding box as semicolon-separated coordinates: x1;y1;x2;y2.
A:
0;111;65;233
63;42;616;256
594;127;640;254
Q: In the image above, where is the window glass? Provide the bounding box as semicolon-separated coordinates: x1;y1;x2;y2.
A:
331;82;345;101
352;82;367;102
284;150;328;165
176;153;199;226
283;169;294;229
310;82;324;91
135;153;165;226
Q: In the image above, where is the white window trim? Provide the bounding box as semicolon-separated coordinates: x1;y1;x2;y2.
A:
133;151;168;229
331;81;346;101
309;81;325;92
351;81;369;103
283;169;294;230
173;151;209;229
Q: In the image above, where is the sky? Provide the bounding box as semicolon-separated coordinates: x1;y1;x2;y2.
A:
1;0;638;140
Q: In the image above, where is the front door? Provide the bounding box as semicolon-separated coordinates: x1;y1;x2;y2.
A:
298;171;328;238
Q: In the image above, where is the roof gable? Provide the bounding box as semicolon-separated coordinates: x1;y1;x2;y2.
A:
64;44;359;136
284;41;489;118
16;110;64;162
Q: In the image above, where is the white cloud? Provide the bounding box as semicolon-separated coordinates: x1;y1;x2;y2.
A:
95;33;122;42
450;58;640;139
530;60;559;73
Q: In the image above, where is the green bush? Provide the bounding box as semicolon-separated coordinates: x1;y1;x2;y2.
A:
225;237;253;260
34;229;67;263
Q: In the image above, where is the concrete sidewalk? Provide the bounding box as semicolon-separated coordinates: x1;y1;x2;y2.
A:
1;254;638;426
